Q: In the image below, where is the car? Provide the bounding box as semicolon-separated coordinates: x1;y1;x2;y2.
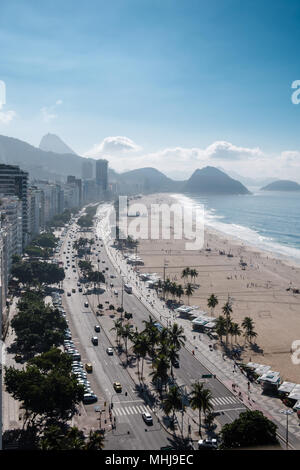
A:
15;354;22;363
91;336;98;346
102;260;105;263
79;287;82;292
67;292;71;296
83;393;98;404
172;359;180;368
106;347;114;355
94;325;100;332
72;288;76;293
198;438;218;450
84;302;89;308
110;274;116;279
114;290;118;296
142;412;153;425
113;382;122;392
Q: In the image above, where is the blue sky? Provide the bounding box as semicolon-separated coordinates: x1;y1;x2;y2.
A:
1;0;300;179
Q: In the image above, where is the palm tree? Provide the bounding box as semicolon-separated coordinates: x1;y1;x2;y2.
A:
142;316;159;364
242;317;257;344
132;333;149;380
181;267;190;284
85;430;105;450
176;284;184;302
110;319;123;347
189;382;213;437
190;269;199;285
207;294;218;315
120;323;133;362
150;355;170;394
222;300;233;348
230;322;241;344
215;315;226;344
168;344;179;377
163;385;183;426
185;283;194;305
169;323;186;350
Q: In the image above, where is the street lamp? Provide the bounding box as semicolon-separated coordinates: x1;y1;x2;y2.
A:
279;409;293;449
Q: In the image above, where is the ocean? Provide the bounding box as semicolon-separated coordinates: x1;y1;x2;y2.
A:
172;190;300;263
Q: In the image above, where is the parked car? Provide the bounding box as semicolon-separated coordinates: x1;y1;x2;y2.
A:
94;325;100;332
83;393;98;404
106;347;114;355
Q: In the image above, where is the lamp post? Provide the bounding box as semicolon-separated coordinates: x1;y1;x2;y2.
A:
279;409;293;449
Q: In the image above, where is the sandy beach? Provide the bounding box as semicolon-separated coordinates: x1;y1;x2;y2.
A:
127;193;300;383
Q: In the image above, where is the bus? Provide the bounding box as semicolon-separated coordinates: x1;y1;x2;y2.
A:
124;284;132;294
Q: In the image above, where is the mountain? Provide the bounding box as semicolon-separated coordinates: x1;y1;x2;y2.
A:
220;168;278;188
184;166;250;194
119;167;181;193
261;180;300;191
39;133;77;155
0;134;91;181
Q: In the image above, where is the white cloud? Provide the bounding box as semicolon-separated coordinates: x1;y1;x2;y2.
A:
83;136;300;181
0;110;16;124
41;100;63;123
204;141;263;160
85;136;142;157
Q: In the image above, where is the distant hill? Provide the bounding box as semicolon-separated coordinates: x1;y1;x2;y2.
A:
0;134;92;181
119;167;182;193
261;180;300;191
184;166;250;194
39;133;77;155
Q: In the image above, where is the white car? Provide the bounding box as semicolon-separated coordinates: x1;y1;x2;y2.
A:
106;347;114;355
142;412;153;425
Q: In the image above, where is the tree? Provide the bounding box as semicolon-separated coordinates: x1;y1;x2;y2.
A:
168;323;186;350
190;269;199;284
185;283;195;305
78;260;93;278
220;410;278;449
215;315;226;343
132;334;149;380
150;355;170;394
181;267;191;284
242;317;257;344
4;348;84;426
163;386;183;424
142;316;159;364
11;292;67;358
207;294;218;315
230;322;241;344
189;382;213;437
110;319;123;347
222;300;233;348
39;424;105;450
120;323;133;362
168;344;180;377
11;261;65;287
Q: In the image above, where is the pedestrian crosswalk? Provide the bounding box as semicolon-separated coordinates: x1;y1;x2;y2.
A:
113;404;152;417
211;395;240;408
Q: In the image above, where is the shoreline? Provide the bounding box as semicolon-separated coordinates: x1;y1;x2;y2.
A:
127;193;300;383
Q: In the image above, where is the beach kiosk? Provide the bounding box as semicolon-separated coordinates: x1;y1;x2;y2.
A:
278;382;297;398
257;370;281;393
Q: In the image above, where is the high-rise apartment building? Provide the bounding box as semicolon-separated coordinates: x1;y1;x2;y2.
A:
95;159;108;191
0;164;28;248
